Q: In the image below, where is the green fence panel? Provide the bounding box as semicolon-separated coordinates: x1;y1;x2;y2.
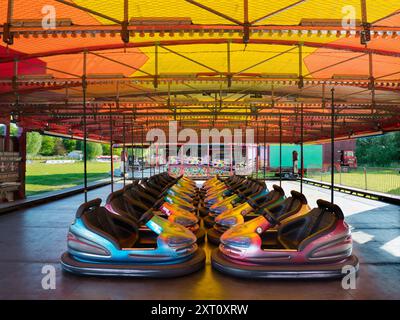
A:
269;144;323;168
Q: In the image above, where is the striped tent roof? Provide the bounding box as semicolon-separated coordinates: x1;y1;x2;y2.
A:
1;0;399;143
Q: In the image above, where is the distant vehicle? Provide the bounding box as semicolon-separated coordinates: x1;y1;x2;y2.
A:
321;150;358;172
337;150;357;172
67;151;83;160
340;150;357;168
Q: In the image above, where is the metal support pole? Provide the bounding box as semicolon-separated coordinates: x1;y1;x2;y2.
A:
18;129;26;199
82;51;88;202
154;44;159;88
180;145;184;176
360;0;371;45
122;114;126;186
298;44;304;89
3;0;14;45
207;143;210;178
156;144;159;174
279;114;282;187
11;59;19;140
124;0;129;22
364;167;368;190
264;121;267;180
7;58;18;152
12;58;18;99
141;126;144;179
159;145;161;174
131;118;134;181
300;103;304;193
255;125;259;178
369;52;375;114
243;0;250;44
109;106;114;192
230;143;233;176
121;0;129;43
330;88;335;205
161;146;163;174
7;0;14;24
227;41;232;87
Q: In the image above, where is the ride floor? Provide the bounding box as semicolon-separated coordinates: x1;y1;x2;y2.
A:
0;181;399;300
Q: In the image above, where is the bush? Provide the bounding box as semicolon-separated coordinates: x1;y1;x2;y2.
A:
26;132;42;156
356;132;400;167
54;138;66;155
81;142;103;160
63;139;77;153
40;136;56;156
76;140;83;151
102;143;111;156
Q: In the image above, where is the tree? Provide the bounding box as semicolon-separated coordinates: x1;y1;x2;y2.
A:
10;124;19;136
26;132;42;156
102;143;111;156
114;148;123;158
54;138;66;155
356;132;400;167
63;139;77;153
76;140;83;151
40;136;56;156
81;142;103;160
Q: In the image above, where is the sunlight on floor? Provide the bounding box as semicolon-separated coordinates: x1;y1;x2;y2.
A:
380;236;400;258
352;231;375;244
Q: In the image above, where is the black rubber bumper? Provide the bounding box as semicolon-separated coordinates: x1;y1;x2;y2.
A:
206;228;223;245
61;248;206;278
195;227;206;244
198;205;208;217
203;216;215;228
211;249;359;279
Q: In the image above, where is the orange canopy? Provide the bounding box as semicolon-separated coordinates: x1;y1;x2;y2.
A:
0;0;399;143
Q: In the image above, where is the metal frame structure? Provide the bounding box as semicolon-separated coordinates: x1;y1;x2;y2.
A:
1;0;399;200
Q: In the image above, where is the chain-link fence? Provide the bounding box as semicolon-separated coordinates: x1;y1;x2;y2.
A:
306;166;400;196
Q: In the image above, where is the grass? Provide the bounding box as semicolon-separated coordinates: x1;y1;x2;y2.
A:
26;160;120;196
25;161;400;197
307;168;400;195
252;168;400;195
